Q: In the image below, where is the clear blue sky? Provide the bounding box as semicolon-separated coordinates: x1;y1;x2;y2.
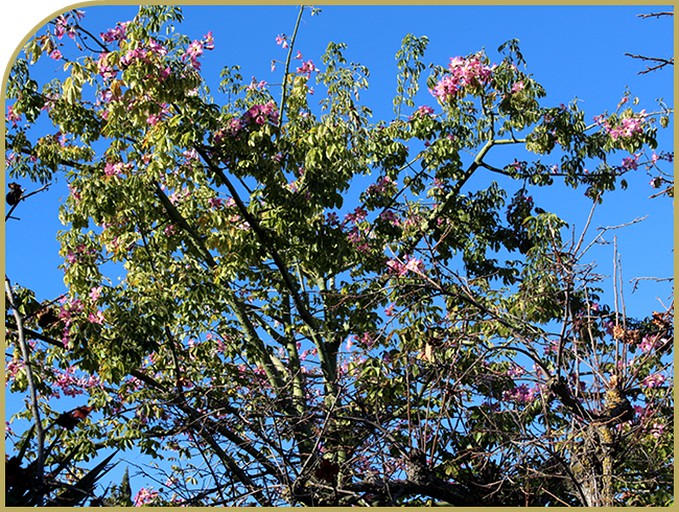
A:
3;3;675;499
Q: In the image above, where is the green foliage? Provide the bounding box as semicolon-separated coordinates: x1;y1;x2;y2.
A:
4;5;673;508
394;34;429;116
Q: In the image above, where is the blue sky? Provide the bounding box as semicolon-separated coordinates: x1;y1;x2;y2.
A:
3;2;675;501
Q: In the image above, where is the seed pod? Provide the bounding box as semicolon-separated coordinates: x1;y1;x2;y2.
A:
37;307;60;329
6;183;24;206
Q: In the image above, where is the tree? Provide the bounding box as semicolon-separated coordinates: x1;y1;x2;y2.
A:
4;6;673;506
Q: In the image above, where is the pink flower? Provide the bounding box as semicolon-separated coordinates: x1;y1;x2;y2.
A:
49;49;63;60
275;34;289;49
133;487;159;507
5;359;25;382
502;384;537;404
147;38;168;57
431;53;493;103
246;79;268;92
621;155;639;170
510;80;525;94
650;422;665;438
326;212;340;227
385;304;395;316
146;113;161;126
404;257;424;274
601;112;646;141
208;197;223;208
642;373;666;388
411;105;435;119
100;22;129;44
386;257;423;276
386;258;407;276
243;101;279;126
296;60;318;77
344;207;368;224
203;31;215;51
88;310;105;325
54;15;69;39
104;161;125;176
96;53;117;81
6;105;22;127
89;286;103;302
185;40;204;69
379;210;400;226
639;336;656;352
358;332;375;348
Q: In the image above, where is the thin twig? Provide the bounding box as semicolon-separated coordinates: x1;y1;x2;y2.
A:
638;11;674;19
277;6;306;130
5;183;51;222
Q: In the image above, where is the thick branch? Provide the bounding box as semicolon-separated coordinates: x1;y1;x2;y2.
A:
5;278;46;504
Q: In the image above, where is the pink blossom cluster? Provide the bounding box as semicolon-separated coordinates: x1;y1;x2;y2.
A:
346;227;370;253
96;53;117;82
344;206;368;224
365;176;395;198
378;210;400;226
510;80;525;94
104;160;132;176
246;79;268;92
650;421;666;438
296;59;318;77
6;105;22;127
410;105;435;119
275;34;289;49
52;366;95;397
183;32;214;70
54;11;83;41
642;373;666;389
594;112;646;141
299;346;318;361
65;244;96;265
146;103;170;127
100;21;129;45
386;256;424;276
208;197;223;208
502;383;537;404
639;335;666;353
620;154;639;170
355;332;375;349
213;118;246;144
431;54;493;103
121;38;168;67
58;297;84;347
5;359;25;383
133;487;159;507
243;101;279;126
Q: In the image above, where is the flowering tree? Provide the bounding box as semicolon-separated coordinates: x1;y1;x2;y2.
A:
4;6;673;507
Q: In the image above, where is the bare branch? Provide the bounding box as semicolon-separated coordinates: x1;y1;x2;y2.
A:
638;11;674;19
